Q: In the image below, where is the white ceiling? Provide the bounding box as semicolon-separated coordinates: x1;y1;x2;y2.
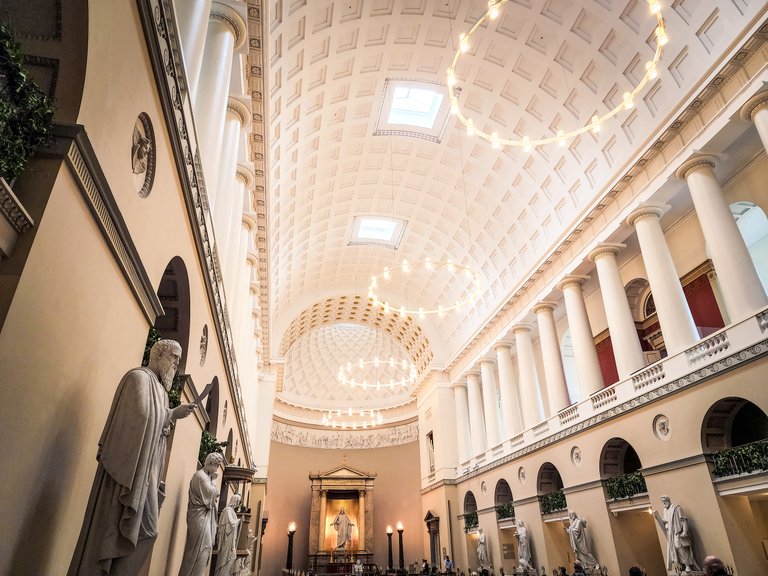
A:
264;0;763;419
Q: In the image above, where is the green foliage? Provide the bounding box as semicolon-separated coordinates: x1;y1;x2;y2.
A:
538;490;567;515
712;439;768;478
0;22;54;182
604;471;648;500
142;326;182;408
463;511;478;532
495;502;515;520
199;429;228;466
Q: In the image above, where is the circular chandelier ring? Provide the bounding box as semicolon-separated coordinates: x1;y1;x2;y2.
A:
447;0;667;149
322;408;384;429
338;357;418;390
367;257;483;319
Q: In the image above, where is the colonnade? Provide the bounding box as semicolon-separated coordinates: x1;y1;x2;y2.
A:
173;0;264;377
451;99;768;463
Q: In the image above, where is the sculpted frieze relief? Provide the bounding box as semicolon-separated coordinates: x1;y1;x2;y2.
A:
271;421;419;449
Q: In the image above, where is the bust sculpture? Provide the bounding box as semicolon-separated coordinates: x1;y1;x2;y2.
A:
213;493;242;576
565;511;599;571
68;339;196;575
179;452;225;576
654;495;700;573
515;520;533;571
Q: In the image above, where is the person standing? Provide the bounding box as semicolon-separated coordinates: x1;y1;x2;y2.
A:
68;340;196;576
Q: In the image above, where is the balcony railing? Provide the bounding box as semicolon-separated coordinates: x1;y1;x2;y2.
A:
603;471;648;500
712;439;768;478
495;502;515;520
538;490;567;515
463;511;478;532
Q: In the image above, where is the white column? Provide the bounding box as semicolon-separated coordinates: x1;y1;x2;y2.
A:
588;244;647;379
741;92;768;155
677;155;767;321
479;360;501;448
174;0;213;101
627;205;699;354
452;382;471;465
532;303;570;414
512;325;544;429
225;164;253;297
465;372;486;457
494;344;522;437
557;276;604;397
195;2;246;207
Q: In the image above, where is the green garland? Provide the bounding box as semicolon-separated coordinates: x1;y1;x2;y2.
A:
198;429;228;466
495;502;515;520
463;511;478;532
712;440;768;478
0;22;53;182
604;471;648;500
538;490;567;515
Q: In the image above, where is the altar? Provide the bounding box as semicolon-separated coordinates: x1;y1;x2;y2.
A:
308;464;377;572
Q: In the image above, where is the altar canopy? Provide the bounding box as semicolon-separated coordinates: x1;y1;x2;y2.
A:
308;465;376;557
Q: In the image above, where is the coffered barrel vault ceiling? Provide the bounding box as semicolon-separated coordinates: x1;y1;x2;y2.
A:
264;0;763;419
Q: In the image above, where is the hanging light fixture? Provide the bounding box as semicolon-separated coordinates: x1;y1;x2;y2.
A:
321;408;385;429
447;0;668;149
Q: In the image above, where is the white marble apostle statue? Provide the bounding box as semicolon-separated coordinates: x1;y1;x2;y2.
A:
654;495;700;573
178;452;226;576
213;493;242;576
331;507;355;549
68;339;196;576
476;529;488;567
514;521;534;571
565;511;599;572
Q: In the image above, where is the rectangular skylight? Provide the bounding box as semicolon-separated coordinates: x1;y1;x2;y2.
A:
358;218;397;241
387;87;444;129
350;215;407;248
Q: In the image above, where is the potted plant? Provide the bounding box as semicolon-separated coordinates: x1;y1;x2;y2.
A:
0;22;53;259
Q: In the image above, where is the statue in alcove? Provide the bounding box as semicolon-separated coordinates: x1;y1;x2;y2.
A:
331;507;355;549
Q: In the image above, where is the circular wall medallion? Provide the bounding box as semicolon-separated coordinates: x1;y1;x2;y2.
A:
131;112;156;198
199;324;208;367
571;446;582;467
653;414;671;441
480;481;487;494
518;466;526;483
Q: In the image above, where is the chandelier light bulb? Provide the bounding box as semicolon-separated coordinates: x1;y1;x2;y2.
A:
648;0;661;14
523;135;532;152
459;33;469;53
489;5;499;20
491;132;500;149
419;307;425;319
646;61;658;79
447;69;456;87
556;129;565;147
466;118;474;136
655;26;668;46
450;102;458;115
399;305;405;317
591;115;601;133
623;92;634;109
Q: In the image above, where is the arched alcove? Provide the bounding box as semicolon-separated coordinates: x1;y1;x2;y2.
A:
599;437;643;479
154;256;191;372
494;479;513;506
701;397;768;452
732;201;768;294
463;491;477;514
537;462;564;495
225;428;234;463
625;278;651;323
205;376;220;437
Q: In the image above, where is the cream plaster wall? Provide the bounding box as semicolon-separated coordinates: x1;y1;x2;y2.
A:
262;440;423;576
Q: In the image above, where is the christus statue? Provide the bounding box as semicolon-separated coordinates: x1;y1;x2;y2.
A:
654;495;700;573
331;507;355;549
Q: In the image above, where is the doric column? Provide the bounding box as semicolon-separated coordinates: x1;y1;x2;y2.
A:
174;0;214;101
557;276;604;397
588;244;646;379
494;344;522;437
465;371;486;457
741;91;768;155
479;360;501;448
627;204;699;354
512;325;544;429
677;155;767;321
195;1;247;207
532;303;570;414
452;381;471;464
225;163;253;298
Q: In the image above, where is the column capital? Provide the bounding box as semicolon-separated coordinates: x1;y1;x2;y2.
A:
465;369;481;379
492;341;513;353
740;91;768;122
236;163;255;186
511;323;532;335
588;242;626;262
479;357;496;367
626;203;669;227
242;212;258;231
210;1;248;50
532;301;558;315
450;379;468;390
675;154;719;181
227;95;252;129
556;275;590;292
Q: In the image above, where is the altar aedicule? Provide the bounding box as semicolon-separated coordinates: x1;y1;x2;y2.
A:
309;465;377;558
